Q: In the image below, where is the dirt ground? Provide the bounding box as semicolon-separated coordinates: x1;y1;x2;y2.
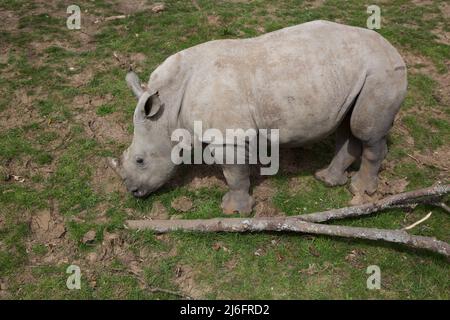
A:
0;0;448;299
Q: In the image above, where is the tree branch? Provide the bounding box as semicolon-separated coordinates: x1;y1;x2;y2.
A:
126;217;449;258
125;184;450;258
296;184;449;223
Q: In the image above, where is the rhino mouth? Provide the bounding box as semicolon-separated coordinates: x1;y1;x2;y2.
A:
131;188;150;198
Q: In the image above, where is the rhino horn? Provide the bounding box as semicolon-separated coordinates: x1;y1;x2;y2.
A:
107;157;125;179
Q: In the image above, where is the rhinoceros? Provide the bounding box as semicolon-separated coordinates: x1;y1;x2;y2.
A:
109;20;407;214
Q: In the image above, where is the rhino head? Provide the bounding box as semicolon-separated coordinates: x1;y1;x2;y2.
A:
109;71;176;198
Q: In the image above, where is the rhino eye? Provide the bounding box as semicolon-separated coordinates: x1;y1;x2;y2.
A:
136;157;144;165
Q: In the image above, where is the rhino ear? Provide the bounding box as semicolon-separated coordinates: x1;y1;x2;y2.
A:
126;71;144;100
134;91;164;122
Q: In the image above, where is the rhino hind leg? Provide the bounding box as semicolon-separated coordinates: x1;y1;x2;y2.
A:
348;70;406;196
315;113;362;187
221;164;255;214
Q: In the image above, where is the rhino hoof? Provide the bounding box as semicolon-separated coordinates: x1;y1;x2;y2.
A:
349;172;378;196
314;168;348;187
221;191;255;215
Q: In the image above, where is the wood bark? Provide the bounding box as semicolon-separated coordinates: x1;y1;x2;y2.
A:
126;184;450;258
296;184;449;222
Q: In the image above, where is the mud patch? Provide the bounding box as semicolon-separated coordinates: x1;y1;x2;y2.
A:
439;2;450;19
377;177;409;196
73;94;129;145
97;231;137;265
252;180;284;217
87;113;129;144
350;175;410;205
173;264;209;299
431;26;450;45
91;157;124;195
252;179;276;201
207;15;221;26
150;201;169;220
69;68;95;88
0;88;46;131
171;196;193;212
254;201;284;218
411;0;434;6
0;10;19;32
408;146;450;177
303;0;325;9
30;210;66;243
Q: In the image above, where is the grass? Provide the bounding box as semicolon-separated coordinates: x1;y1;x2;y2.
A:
0;0;449;299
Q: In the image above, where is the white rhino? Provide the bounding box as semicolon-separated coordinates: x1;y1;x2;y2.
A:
109;20;407;214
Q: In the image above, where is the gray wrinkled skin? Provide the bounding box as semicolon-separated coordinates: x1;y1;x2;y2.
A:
109;20;407;214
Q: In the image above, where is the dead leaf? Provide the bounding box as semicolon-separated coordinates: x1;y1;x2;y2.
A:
276;252;284;261
103;231;119;243
151;3;165;13
86;252;98;264
345;249;365;269
0;279;8;291
49;223;66;239
298;263;317;275
254;248;264;256
82;230;96;244
11;175;25;183
129;261;142;276
175;266;183;278
308;244;321;257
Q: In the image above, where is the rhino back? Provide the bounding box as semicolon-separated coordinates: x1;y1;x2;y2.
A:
156;21;405;144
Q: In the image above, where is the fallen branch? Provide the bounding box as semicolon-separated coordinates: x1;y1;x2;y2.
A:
126;184;449;258
126;217;450;258
296;184;449;223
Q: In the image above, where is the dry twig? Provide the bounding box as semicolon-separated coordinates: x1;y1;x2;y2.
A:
403;212;432;230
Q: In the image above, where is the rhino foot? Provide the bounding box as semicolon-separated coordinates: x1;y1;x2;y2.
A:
314;168;348;187
221;191;255;215
349;172;378;196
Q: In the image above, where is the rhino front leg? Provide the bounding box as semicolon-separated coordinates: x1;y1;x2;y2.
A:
221;164;255;214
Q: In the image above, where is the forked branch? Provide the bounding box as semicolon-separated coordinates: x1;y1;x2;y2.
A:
126;184;450;258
